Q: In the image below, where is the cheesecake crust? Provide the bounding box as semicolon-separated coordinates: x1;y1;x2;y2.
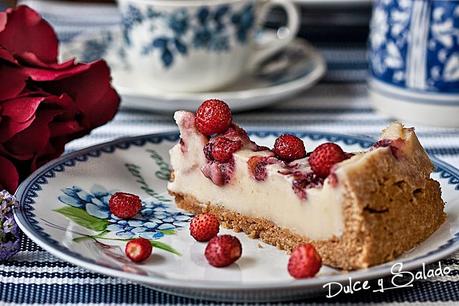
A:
171;174;444;270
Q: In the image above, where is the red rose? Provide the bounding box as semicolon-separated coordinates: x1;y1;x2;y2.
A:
0;5;120;193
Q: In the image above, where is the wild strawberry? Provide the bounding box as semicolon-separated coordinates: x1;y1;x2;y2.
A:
203;142;213;160
201;158;235;186
288;243;322;279
222;123;250;143
254;145;270;152
109;192;142;219
291;171;324;199
372;138;404;159
308;143;346;178
344;152;355;160
247;156;271;181
190;213;220;242
273;134;306;162
205;235;242;267
211;137;242;162
195;99;232;136
125;238;152;263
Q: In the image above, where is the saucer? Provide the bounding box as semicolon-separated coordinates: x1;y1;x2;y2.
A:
60;28;326;112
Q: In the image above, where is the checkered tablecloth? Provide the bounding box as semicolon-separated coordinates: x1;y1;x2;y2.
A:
2;1;459;305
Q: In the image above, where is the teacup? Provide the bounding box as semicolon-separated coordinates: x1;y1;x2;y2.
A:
368;0;459;127
117;0;300;92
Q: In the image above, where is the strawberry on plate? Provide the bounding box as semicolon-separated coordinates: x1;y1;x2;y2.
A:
287;243;322;279
125;238;153;263
109;192;142;219
205;234;242;267
190;213;220;242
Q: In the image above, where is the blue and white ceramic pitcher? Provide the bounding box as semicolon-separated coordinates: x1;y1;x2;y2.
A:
369;0;459;127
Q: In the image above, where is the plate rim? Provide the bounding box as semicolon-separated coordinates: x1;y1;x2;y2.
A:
14;130;459;291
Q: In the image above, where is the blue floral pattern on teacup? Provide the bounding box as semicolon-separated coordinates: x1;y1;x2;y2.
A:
58;184;192;240
369;0;459;93
121;4;144;46
121;3;255;68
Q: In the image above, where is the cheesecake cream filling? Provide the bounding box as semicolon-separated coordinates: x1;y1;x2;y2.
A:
168;111;345;241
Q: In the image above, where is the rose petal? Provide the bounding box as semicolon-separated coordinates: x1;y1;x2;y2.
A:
1;96;45;123
49;120;83;138
0;9;7;31
0;96;48;143
47;93;79;116
19;52;76;70
0;64;27;100
0;154;19;193
36;93;76;112
0;46;18;64
30;139;63;171
0;5;58;64
40;60;120;128
3;93;82;161
3;109;61;160
22;60;90;81
93;84;120;127
0;117;35;144
0;94;79;144
1;153;33;187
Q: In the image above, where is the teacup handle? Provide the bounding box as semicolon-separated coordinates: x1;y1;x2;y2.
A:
248;0;300;72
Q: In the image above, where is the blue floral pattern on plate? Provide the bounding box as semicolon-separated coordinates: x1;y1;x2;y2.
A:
58;184;192;240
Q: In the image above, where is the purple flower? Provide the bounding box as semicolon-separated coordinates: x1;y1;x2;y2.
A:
0;190;21;261
3;216;16;234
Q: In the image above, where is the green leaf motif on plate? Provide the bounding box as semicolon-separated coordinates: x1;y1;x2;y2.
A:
151;240;181;256
54;206;109;232
125;162;171;202
146;149;171;181
159;229;176;235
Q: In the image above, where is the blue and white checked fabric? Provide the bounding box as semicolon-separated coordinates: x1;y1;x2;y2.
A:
2;1;459;304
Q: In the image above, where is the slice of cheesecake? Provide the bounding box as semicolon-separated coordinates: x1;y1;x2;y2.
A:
168;103;445;270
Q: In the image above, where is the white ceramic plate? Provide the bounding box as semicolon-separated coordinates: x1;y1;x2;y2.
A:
60;30;326;113
14;131;459;302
